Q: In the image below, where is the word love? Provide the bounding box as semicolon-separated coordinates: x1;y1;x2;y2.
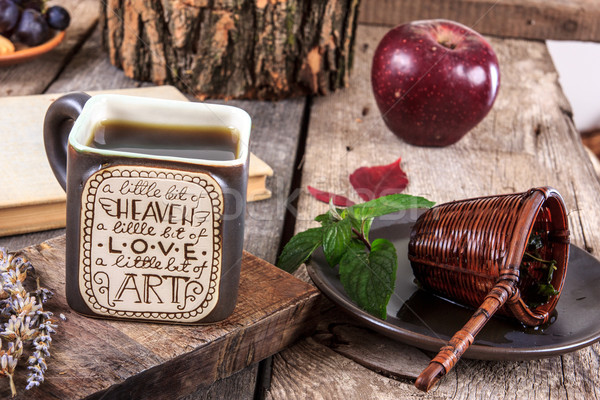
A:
103;238;201;259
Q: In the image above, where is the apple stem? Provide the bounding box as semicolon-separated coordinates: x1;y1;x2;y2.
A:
439;40;456;50
434;28;460;50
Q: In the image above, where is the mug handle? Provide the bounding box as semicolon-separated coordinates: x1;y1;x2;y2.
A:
43;92;91;191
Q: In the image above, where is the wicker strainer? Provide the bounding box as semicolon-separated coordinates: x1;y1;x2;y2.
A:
408;187;569;391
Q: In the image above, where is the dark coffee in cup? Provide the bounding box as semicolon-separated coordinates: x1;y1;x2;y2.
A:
88;121;240;161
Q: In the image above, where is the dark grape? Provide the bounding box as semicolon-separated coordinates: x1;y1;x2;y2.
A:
12;8;49;46
45;5;69;30
0;0;20;35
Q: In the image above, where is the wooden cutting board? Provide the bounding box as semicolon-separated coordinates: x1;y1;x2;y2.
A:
4;235;320;400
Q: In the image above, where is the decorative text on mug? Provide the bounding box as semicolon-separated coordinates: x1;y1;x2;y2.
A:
78;166;224;322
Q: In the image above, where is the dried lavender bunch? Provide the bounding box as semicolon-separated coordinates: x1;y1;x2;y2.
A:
0;248;56;397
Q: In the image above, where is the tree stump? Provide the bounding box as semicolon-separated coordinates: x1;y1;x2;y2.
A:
101;0;361;100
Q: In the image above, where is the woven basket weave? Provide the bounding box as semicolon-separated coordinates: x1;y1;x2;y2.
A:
408;187;569;391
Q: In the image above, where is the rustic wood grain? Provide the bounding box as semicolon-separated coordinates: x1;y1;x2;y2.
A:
45;26;153;93
585;146;600;178
359;0;600;42
219;98;306;264
266;24;600;399
0;0;100;97
178;364;259;400
269;337;569;399
312;320;431;380
101;0;360;100
0;228;65;253
1;236;319;400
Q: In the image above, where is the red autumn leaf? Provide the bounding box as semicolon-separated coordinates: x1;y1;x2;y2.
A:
349;157;408;201
307;186;356;207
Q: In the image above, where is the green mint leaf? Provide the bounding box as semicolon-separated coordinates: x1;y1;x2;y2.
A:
338;240;369;308
348;194;435;221
277;227;322;273
322;217;352;266
537;283;559;297
367;239;398;317
339;238;397;319
339;208;349;219
315;212;336;226
315;205;347;227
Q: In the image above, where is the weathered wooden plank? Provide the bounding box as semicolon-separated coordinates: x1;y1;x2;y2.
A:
311;315;431;380
359;0;600;42
0;228;65;252
0;0;100;96
45;26;153;93
218;97;306;264
2;236;319;400
585;146;600;177
267;24;600;399
269;337;569;399
177;364;259;400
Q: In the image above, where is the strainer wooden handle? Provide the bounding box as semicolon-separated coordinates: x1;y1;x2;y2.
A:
415;280;516;392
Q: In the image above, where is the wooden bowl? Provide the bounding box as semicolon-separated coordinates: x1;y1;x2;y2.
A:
0;30;66;67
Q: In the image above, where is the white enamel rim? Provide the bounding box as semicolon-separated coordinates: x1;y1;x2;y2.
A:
68;94;251;166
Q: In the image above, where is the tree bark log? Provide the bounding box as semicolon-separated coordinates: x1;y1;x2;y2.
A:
101;0;361;100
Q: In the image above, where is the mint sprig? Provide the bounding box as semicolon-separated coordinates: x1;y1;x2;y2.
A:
339;238;398;318
277;228;323;273
519;233;560;308
277;193;435;319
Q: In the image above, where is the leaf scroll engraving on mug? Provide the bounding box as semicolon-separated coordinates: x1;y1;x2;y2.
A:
78;166;223;322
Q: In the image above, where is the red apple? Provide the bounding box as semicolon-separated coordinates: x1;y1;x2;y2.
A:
371;19;500;147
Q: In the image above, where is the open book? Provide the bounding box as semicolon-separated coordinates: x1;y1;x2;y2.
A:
0;86;273;236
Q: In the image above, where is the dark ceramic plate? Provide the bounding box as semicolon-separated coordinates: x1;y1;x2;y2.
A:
307;210;600;360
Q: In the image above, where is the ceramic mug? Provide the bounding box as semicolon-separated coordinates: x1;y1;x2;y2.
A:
43;93;251;324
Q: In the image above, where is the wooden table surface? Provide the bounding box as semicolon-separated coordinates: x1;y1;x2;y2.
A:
2;0;600;399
